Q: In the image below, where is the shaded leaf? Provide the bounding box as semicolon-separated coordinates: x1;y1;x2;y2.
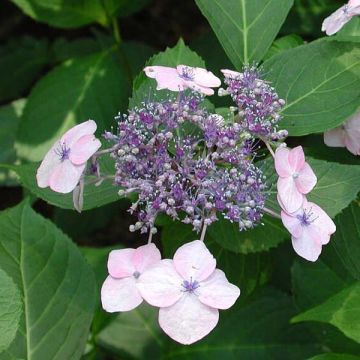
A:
264;34;304;60
16;48;131;161
307;354;360;360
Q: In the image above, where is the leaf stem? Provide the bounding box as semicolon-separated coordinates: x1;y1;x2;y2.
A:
199;222;208;242
263;207;281;220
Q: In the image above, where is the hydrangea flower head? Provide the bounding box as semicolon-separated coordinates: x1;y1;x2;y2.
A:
144;65;221;95
275;146;317;213
281;200;336;262
137;240;240;344
324;112;360;155
322;0;360;35
36;120;101;193
101;243;161;312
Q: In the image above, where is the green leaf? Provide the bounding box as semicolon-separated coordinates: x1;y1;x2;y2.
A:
292;282;360;344
129;39;206;108
307;354;360;360
4;159;119;211
264;156;360;218
0;267;22;353
263;39;360;136
208;215;288;254
335;17;360;43
97;305;163;359
264;34;304;60
161;220;272;297
10;0;114;28
0;37;48;103
195;0;294;68
16;48;131;162
330;202;360;280
164;289;320;359
0;201;96;359
0;99;26;185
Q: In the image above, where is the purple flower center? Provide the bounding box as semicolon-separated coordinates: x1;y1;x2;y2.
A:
182;278;200;293
297;208;317;227
133;271;140;279
55;142;71;162
179;67;195;81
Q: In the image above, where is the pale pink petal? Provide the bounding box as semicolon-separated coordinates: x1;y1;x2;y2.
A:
198;269;240;310
107;248;136;278
324;127;346;147
221;69;241;78
183;81;215;95
36;140;62;188
274;147;292;177
277;177;304;213
144;66;184;92
61;120;97;148
137;259;183;307
281;209;304;238
349;0;360;8
307;202;336;238
48;160;85;193
173;240;216;282
288;146;305;173
69;134;101;165
191;67;221;87
345;111;360;130
159;294;219;345
291;227;323;262
133;243;161;273
101;276;142;312
344;132;360;155
296;162;317;194
322;6;351;36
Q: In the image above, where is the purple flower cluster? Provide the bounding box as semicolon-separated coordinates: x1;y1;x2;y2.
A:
221;66;287;140
107;92;266;234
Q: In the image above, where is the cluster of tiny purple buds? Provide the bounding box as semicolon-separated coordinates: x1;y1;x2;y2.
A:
105;87;267;234
221;65;288;141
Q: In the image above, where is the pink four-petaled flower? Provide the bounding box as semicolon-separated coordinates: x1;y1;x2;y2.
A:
324;111;360;155
137;240;240;345
275;146;317;213
36;120;101;193
322;0;360;36
281;200;336;262
101;243;161;312
144;65;221;95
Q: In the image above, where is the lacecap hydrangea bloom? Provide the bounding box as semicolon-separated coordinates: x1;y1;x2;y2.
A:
36;63;336;345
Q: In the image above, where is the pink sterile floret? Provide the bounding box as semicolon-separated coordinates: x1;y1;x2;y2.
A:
322;0;360;36
324;111;360;156
275;146;317;214
144;65;221;95
101;243;161;312
137;240;240;345
281;199;336;262
36;120;101;194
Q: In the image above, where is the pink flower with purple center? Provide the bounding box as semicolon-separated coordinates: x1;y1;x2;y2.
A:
137;240;240;344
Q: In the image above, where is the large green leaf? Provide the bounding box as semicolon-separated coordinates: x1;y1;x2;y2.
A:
263;34;304;60
0;201;96;359
307;354;360;360
195;0;294;68
10;0;122;28
0;268;22;353
292;282;360;344
0;99;26;185
161;220;272;297
263;39;360;136
264;156;360;218
0;37;48;102
16;48;131;162
164;289;319;359
129;39;206;108
3;159;119;211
